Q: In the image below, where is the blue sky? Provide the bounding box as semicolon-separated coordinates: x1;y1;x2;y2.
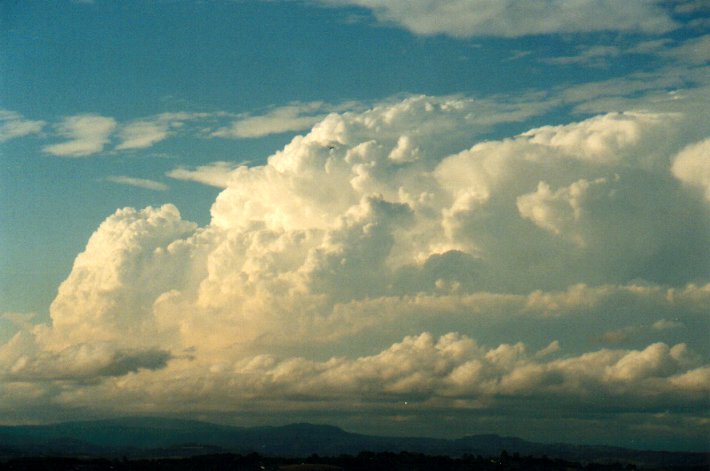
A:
1;0;709;451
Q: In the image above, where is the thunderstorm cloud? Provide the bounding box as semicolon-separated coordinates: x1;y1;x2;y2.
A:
2;94;708;440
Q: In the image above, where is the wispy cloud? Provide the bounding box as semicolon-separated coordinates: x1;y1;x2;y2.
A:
167;161;243;188
673;0;710;14
543;35;710;69
106;175;169;191
43;114;117;157
212;101;355;139
0;110;45;142
318;0;677;38
115;112;214;150
662;34;710;65
653;319;684;331
543;45;622;67
115;121;172;151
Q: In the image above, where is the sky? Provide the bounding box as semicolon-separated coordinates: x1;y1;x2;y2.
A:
1;0;709;452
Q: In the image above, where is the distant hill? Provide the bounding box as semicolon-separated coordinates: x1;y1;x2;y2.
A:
0;417;707;468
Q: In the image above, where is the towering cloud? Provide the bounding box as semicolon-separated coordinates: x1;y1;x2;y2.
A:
1;96;708;439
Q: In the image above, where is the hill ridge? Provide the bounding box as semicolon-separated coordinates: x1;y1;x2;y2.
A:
0;417;706;468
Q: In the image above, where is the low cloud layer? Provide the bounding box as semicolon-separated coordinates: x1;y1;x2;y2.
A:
2;95;708;443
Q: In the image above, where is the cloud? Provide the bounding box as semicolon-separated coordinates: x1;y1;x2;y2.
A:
115;112;208;150
47;205;197;346
212;102;356;139
231;335;704;406
167;161;245;188
0;110;45;142
543;45;622;67
1;332;171;382
541;34;710;69
106;176;169;191
553;64;710;123
319;0;677;38
2;95;709;440
37;111;226;155
519;111;672;164
672;138;710;202
663;34;710;65
116;121;171;150
23;334;708;419
673;0;710;14
653;319;684;331
43;114;117;157
599;326;641;344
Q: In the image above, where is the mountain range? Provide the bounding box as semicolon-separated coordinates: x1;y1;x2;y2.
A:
0;417;706;468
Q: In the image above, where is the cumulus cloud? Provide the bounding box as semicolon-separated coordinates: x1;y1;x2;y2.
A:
21;333;708;419
47;205;197;346
0;110;45;142
1;334;171;382
2;95;709;437
43;114;117;157
106;176;169;191
269;336;700;406
672;137;710;201
319;0;676;38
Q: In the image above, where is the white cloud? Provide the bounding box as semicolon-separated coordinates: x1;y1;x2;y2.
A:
115;112;209;150
673;0;710;14
106;176;169;191
2;95;709;437
653;319;684;331
46;205;197;347
0;110;45;142
35;111;228;155
543;45;621;67
517;178;608;246
627;38;674;55
212;101;354;139
116;121;171;150
319;0;677;38
167;161;245;188
1;332;171;382
14;333;707;417
663;34;710;65
519;111;672;164
672;138;710;202
542;35;710;69
0;312;38;335
43;114;117;157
